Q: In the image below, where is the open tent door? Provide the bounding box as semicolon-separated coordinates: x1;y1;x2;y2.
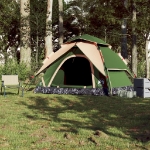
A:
52;57;93;87
63;57;92;86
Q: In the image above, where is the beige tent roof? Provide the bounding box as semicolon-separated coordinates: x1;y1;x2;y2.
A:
42;44;72;64
76;42;105;76
117;53;128;65
35;43;75;75
35;42;105;76
43;52;54;64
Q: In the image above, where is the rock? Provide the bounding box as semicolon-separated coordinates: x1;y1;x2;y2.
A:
94;130;109;139
64;133;72;140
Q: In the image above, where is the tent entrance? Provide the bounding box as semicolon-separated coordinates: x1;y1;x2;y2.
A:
61;57;92;86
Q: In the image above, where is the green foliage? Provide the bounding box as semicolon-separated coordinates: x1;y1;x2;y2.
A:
137;58;146;78
52;0;59;25
0;0;20;56
0;59;30;80
63;0;150;59
30;0;47;63
1;0;150;71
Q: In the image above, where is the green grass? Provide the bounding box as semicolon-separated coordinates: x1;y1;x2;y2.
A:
0;88;150;150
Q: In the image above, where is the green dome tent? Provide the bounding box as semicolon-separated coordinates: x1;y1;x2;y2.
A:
35;34;134;95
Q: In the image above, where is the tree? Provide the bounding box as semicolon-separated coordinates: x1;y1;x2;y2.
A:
77;0;125;50
58;0;64;47
45;0;53;57
135;0;150;77
30;0;47;65
64;0;128;50
0;0;20;63
121;0;128;60
145;40;149;78
20;0;31;68
120;0;150;77
64;0;89;36
131;1;137;76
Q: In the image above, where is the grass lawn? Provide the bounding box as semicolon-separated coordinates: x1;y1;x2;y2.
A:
0;88;150;150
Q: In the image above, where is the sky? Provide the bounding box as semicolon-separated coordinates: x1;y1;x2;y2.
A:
65;0;70;3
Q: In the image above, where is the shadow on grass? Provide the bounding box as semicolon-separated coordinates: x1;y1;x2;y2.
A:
1;91;21;96
19;94;150;143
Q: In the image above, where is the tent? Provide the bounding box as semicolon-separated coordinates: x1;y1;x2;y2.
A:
34;34;134;95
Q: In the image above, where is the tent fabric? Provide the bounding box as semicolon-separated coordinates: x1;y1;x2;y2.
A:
108;71;132;88
76;42;105;76
49;55;96;88
36;42;106;77
48;55;92;87
43;52;54;64
52;69;65;85
66;34;109;46
35;43;75;75
100;46;132;75
42;50;72;87
117;53;128;65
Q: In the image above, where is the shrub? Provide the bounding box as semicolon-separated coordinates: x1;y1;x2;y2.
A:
0;59;30;81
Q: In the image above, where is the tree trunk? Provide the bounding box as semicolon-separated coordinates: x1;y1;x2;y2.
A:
36;31;39;64
20;0;31;68
35;16;39;65
121;0;128;59
146;40;149;78
45;0;53;58
131;2;137;76
58;0;64;47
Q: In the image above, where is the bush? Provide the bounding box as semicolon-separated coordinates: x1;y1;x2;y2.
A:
0;59;30;81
